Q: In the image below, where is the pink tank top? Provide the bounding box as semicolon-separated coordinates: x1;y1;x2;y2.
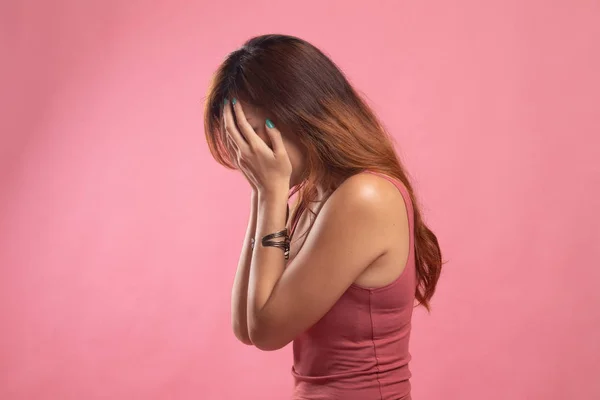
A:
291;170;417;400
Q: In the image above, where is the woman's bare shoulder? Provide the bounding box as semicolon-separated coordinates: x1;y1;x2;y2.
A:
336;172;407;209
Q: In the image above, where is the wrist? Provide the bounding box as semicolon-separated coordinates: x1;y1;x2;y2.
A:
257;186;289;205
257;186;288;231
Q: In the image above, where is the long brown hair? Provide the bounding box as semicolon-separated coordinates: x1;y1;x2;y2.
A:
204;34;442;310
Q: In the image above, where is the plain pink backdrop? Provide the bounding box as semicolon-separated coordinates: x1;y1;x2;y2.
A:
1;0;599;399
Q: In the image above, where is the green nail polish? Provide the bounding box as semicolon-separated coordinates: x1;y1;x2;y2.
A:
266;119;275;128
232;98;237;105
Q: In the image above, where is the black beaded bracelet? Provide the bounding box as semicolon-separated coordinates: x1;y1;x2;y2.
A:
249;205;290;253
250;228;290;260
261;228;289;243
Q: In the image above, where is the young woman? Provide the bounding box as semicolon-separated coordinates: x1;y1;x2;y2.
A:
204;34;442;400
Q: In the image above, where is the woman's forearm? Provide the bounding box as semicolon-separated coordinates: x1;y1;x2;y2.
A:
231;191;258;345
247;188;289;343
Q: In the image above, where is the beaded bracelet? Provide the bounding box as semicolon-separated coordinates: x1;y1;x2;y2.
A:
250;228;290;260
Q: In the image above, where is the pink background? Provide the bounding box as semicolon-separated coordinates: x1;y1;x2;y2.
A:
1;1;599;399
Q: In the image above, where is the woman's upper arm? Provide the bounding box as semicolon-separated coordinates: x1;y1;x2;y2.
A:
249;174;403;350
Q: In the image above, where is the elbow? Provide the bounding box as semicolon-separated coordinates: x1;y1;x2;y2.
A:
249;333;284;351
248;322;288;351
235;333;254;346
232;323;254;346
